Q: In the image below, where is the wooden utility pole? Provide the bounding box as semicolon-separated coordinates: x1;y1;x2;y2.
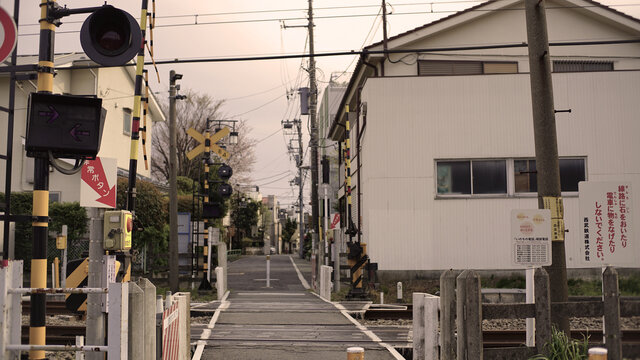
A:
524;0;570;334
308;0;319;257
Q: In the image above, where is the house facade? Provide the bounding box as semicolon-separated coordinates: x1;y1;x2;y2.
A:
328;0;640;275
0;53;165;203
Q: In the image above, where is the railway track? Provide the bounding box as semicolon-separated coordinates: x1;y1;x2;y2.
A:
22;300;77;315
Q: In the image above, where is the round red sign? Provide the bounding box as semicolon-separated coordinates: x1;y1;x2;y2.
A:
0;7;17;64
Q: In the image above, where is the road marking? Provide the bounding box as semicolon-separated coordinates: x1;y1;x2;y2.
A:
253;278;279;281
192;290;230;360
313;292;406;360
289;255;310;289
237;292;305;296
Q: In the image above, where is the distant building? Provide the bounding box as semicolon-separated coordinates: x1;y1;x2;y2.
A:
329;0;640;276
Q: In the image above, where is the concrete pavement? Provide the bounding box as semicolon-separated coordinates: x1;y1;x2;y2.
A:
192;254;402;360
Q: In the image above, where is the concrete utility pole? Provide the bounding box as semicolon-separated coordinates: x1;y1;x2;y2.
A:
524;0;570;334
308;0;320;259
296;120;306;259
169;70;181;293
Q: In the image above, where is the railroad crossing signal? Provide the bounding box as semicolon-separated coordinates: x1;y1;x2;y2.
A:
25;93;104;158
186;127;230;161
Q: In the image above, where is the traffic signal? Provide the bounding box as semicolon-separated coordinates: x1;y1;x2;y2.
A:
203;164;233;219
80;6;141;66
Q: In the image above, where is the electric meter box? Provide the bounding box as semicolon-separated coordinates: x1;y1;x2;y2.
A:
103;210;133;250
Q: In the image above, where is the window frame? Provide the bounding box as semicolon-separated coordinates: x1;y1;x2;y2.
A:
123;107;132;136
513;157;587;196
435;157;587;199
435;158;508;198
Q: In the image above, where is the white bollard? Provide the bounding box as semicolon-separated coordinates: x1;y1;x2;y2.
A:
75;336;85;360
266;255;271;288
320;265;333;300
215;267;225;300
380;291;384;304
588;347;607;359
397;282;403;302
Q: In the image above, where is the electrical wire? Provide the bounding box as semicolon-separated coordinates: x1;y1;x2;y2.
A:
18;3;640;36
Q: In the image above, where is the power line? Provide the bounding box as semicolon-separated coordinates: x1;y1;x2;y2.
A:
18;3;640;36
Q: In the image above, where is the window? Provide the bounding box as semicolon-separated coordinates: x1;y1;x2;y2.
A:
553;61;613;73
437;160;506;195
49;192;60;203
123;108;132;136
437;158;586;197
418;60;518;76
514;158;586;193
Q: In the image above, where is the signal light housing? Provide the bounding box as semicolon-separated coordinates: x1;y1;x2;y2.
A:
80;6;141;66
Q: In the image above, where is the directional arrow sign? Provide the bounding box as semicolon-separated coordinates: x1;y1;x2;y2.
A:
186;127;230;161
26;93;103;158
80;157;117;208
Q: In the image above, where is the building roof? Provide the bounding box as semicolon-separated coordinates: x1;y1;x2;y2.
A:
1;52;166;122
328;0;640;140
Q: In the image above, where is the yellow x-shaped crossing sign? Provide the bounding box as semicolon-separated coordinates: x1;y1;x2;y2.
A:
186;127;230;161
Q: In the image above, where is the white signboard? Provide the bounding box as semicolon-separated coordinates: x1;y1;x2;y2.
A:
579;181;635;266
511;209;552;267
80;157;117;208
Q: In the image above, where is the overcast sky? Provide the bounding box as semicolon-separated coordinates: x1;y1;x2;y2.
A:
2;0;639;209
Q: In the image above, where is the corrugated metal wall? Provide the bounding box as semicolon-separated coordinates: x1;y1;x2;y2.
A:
359;71;640;270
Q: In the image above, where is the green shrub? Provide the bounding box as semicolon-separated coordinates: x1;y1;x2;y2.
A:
116;178;169;272
529;327;588;360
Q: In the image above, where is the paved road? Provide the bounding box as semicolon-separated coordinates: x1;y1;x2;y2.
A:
192;255;402;360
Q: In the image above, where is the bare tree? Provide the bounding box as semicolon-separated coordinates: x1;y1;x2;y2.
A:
152;89;256;183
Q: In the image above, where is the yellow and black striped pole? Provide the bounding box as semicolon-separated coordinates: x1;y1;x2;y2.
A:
126;0;148;214
30;1;56;358
141;69;150;170
199;128;213;290
123;0;148;282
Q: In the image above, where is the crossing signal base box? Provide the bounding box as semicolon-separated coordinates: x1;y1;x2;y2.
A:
104;210;133;250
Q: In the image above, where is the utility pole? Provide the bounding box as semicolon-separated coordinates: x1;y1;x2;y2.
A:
524;0;570;334
297;120;305;259
169;70;181;293
308;0;320;261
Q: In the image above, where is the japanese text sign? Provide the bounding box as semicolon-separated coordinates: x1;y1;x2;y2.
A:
579;181;635;266
510;209;552;267
80;157;117;208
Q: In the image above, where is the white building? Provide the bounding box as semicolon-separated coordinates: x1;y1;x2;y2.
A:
0;53;165;203
329;0;640;276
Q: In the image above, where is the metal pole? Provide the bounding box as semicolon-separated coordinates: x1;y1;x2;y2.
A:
199;121;212;290
308;0;320;260
86;208;105;360
169;70;179;293
30;1;55;358
2;0;19;262
524;0;569;334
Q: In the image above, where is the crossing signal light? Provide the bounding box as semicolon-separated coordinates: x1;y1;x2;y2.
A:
218;164;233;180
80;6;141;66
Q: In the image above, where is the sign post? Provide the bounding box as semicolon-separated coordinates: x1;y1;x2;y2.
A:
511;209;552;347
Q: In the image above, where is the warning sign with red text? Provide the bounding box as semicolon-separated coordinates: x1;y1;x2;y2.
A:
579;181;635;266
80;157;117;208
510;209;552;267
